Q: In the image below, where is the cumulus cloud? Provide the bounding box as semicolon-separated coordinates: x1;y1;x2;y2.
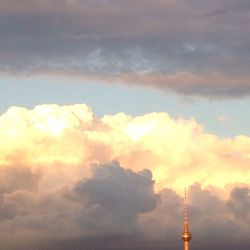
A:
0;161;156;243
0;103;249;248
1;103;250;191
140;184;250;249
1;0;250;97
73;161;156;236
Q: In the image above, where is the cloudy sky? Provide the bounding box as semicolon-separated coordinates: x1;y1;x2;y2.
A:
0;0;250;249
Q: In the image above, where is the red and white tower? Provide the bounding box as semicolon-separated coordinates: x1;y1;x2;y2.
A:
181;188;192;250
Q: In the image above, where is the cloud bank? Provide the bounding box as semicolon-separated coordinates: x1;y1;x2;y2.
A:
1;0;250;97
0;103;249;249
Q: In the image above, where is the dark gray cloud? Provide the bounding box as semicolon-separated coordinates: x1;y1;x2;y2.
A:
0;161;157;243
140;183;250;248
73;161;157;236
1;0;250;97
0;161;249;249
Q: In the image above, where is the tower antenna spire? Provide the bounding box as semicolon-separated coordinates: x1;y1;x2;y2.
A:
181;188;192;250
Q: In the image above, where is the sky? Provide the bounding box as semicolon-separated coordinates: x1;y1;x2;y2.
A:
0;0;250;249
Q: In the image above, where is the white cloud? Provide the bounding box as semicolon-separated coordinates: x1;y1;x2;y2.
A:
0;103;249;248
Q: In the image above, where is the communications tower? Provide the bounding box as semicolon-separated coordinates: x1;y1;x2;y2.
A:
181;188;192;250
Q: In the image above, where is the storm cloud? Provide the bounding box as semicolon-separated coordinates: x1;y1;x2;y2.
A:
1;0;250;97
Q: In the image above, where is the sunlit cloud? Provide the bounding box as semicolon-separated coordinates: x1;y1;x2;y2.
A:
0;103;250;191
0;103;249;248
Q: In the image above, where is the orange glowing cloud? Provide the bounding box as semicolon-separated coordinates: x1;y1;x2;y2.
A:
0;103;249;194
0;103;250;247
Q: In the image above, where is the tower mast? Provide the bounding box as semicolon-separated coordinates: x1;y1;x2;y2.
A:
181;188;192;250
